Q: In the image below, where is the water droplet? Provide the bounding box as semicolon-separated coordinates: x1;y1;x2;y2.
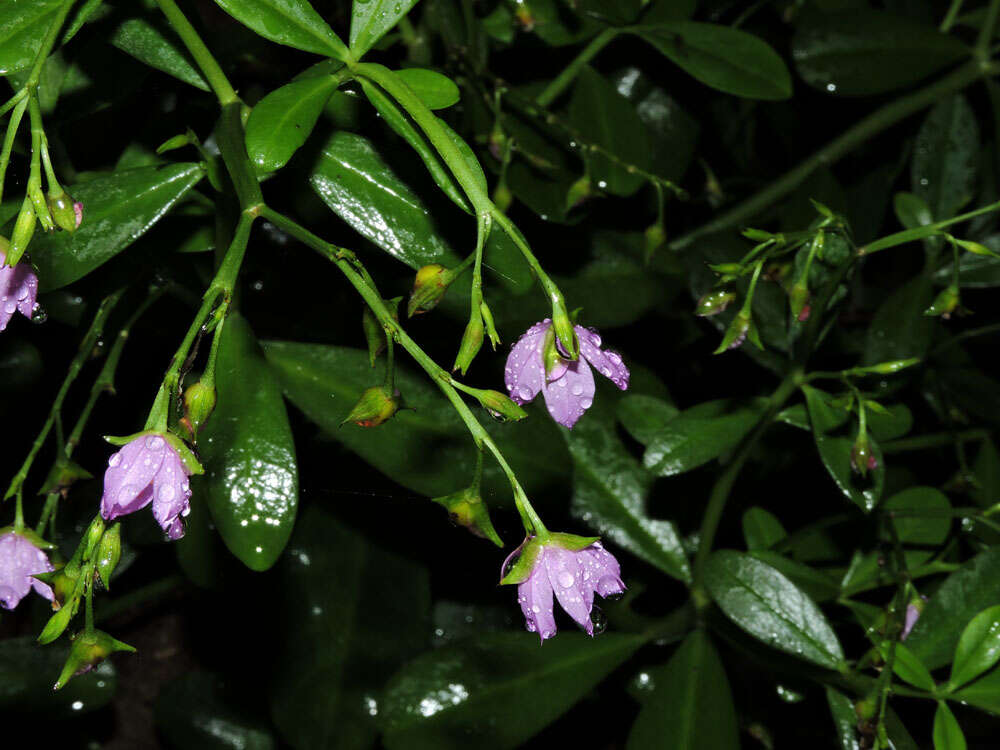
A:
158;484;176;502
557;571;574;588
502;551;520;578
580;398;593;409
531;604;540;613
117;484;138;504
108;452;121;468
590;606;608;635
3;300;15;314
518;386;532;400
570;383;583;395
145;435;164;451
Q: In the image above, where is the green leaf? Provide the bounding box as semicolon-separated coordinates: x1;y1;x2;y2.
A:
953;663;1000;714
878;641;936;691
0;0;62;75
213;0;348;59
894;192;933;230
395;67;460;110
912;95;980;222
635;22;792;100
881;487;951;562
617;394;679;446
270;506;430;750
803;385;884;512
568;66;649;197
155;672;276;750
862;276;934;365
261;341;570;500
742;507;787;551
642;398;767;477
0;636;116;717
626;630;739;750
791;10;968;96
826;687;861;750
906;547;1000;670
933;702;967;750
749;551;841;602
972;439;1000;509
199;314;298;572
949;605;1000;690
704;550;845;670
109;16;209;91
349;0;419;58
246;75;338;173
866;403;913;442
31;163;205;291
380;632;644;750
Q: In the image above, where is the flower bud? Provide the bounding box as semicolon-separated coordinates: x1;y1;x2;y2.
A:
476;389;528;421
96;523;122;590
6;204;37;267
38;459;93;497
850;434;878;477
54;630;136;690
432;486;503;547
47;566;80;609
644;222;666;260
788;280;810;322
82;516;106;562
901;595;927;640
955;238;1000;258
363;308;385;366
181;380;217;441
550;297;578;360
343;385;400;427
480;301;500;349
565;176;591;211
695;289;736;317
453;314;484;375
859;358;920;375
742;228;774;242
47;192;81;233
408;264;454;317
924;284;961;319
714;309;760;354
707;262;744;276
493;180;513;212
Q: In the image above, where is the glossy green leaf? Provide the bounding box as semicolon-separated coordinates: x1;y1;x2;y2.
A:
246;75;338;173
936;248;1000;288
972;439;1000;509
742;507;787;551
912;95;979;221
199;314;298;572
826;687;861;750
635;22;792;100
878;641;936;690
641;0;697;23
803;385;884;512
949;605;1000;690
626;630;738;750
0;0;62;75
894;192;933;229
31;163;205;291
642;398;767;477
213;0;348;59
0;636;116;717
395;67;460;110
350;0;419;58
155;672;276;750
749;552;841;602
866;403;913;442
954;662;1000;714
862;276;934;365
617;394;679;446
881;487;951;558
568;66;649;197
261;342;570;500
380;632;644;750
271;506;429;750
906;547;1000;670
110;16;209;91
527;0;602;47
933;702;967;750
704;550;845;670
791;10;968;96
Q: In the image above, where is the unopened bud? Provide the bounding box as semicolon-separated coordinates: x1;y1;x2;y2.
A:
54;630;136;690
860;358;920;375
82;516;106;562
644;222;666;260
493;180;512;212
955;238;1000;258
789;280;810;322
432;486;502;547
182;380;217;440
6;203;37;267
901;595;927;640
924;284;961;319
565;176;591;211
453;314;484;375
850;435;878;477
47;192;81;233
742;228;774;242
695;289;736;317
96;523;122;590
714;309;760;354
476;389;528;421
408;264;454;317
343;385;400;427
707;262;744;276
550;297;578;360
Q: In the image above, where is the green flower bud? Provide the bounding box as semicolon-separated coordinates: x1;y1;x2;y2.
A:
81;516;106;562
644;222;666;260
860;358;920;375
453;313;484;375
955;238;1000;258
5;203;37;267
96;523;122;590
343;385;400;427
408;264;455;317
476;389;528;421
788;280;810;322
924;284;961;319
565;175;591;211
53;630;136;690
742;228;774;242
493;181;513;212
707;262;744;276
363;308;385;366
695;289;736;317
714;309;761;354
181;380;217;441
850;434;877;477
47;192;81;233
432;486;503;547
550;297;578;360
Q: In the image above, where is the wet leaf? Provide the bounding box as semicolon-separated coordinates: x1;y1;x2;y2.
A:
350;0;419;58
213;0;349;59
246;75;339;173
109;15;209;91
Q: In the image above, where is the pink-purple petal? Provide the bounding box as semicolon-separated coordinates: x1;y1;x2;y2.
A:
518;566;557;641
541;358;595;428
0;532;54;610
100;437;168;521
505;321;551;405
576;325;629;390
543;546;593;635
150;451;192;539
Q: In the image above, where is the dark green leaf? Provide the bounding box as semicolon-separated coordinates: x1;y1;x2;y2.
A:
894;192;933;229
246;75;338;173
949;605;1000;690
262;342;570;500
972;439;1000;509
912;95;980;221
380;632;643;750
742;507;787;551
155;672;276;750
826;687;861;750
748;552;841;602
862;276;934;365
32;163;205;291
635;22;792;100
954;663;1000;715
350;0;419;58
867;403;913;442
641;0;697;23
626;630;739;750
881;487;951;558
0;0;62;75
110;16;209;91
936;246;1000;288
878;641;936;690
704;550;845;670
213;0;348;59
199;314;298;571
395;67;460;110
568;66;649;197
271;506;430;750
933;702;967;750
617;394;679;446
791;10;968;96
906;547;1000;670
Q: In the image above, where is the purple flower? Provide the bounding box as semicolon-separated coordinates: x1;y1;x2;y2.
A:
0;246;39;332
100;434;192;539
505;320;629;428
501;534;625;641
901;595;928;640
0;530;54;610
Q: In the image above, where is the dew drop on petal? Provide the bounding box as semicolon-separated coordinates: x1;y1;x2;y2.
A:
158;484;176;502
590;606;608;635
145;436;165;451
108;452;121;468
557;571;574;588
570;383;583;395
518;386;532;400
531;605;540;613
580;398;593;409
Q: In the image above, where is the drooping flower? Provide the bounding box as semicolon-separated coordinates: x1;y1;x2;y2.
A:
0;243;39;332
500;533;625;641
100;433;193;539
504;320;629;428
0;529;54;610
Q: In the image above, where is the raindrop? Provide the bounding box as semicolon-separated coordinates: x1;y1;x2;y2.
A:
145;435;165;451
580;398;593;409
590;606;608;635
518;386;532;400
557;571;574;588
570;383;583;395
108;452;122;468
158;484;176;502
502;551;520;578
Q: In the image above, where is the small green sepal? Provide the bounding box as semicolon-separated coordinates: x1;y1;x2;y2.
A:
433;487;503;547
453;313;485;375
53;630;136;690
476;390;528;421
343;385;400;427
499;536;544;585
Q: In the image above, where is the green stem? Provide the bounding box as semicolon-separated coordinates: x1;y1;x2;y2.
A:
669;61;987;251
535;28;618;108
941;0;966;31
977;0;1000;58
691;372;802;604
860;199;1000;255
152;0;239;105
0;89;27;119
0;98;28;206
